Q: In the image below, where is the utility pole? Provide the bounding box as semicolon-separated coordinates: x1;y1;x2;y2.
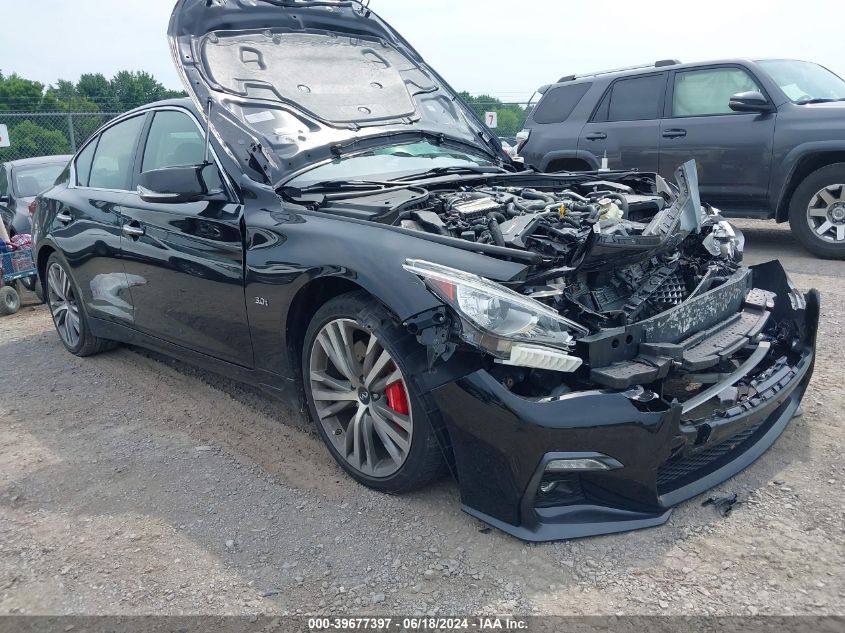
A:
67;102;77;153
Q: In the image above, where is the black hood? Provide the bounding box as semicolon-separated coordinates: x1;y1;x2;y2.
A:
168;0;502;185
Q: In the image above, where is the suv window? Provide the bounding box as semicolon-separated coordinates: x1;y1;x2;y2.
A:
75;139;98;187
596;74;665;122
0;167;7;197
533;83;592;124
89;115;145;190
141;110;223;191
673;68;760;117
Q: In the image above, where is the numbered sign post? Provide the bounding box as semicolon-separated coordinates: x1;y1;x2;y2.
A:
0;124;9;148
485;112;498;129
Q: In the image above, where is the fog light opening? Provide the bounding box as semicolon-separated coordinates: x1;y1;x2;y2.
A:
539;481;558;494
535;473;585;508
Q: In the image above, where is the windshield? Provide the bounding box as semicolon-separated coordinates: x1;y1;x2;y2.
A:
286;140;497;188
14;163;66;197
758;60;845;103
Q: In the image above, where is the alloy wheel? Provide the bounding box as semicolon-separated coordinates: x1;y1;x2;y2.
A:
47;263;81;348
309;318;413;478
806;183;845;243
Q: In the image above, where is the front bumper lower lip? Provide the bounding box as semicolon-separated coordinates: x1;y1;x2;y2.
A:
429;275;819;542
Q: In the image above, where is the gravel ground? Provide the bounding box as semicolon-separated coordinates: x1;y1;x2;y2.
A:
0;219;843;616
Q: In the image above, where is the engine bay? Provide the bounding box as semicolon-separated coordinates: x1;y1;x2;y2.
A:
388;167;742;333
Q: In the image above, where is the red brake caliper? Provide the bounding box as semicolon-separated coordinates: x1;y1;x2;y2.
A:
385;381;410;416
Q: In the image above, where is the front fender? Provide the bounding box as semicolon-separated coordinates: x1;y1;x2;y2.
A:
242;200;528;379
773;140;845;220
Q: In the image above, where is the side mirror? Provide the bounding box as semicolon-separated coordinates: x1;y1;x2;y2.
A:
729;91;773;114
138;165;223;204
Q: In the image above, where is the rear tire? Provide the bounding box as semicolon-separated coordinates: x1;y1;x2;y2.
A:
788;163;845;259
46;254;116;357
0;286;20;316
301;291;445;493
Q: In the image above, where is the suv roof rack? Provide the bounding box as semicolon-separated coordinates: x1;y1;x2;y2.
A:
556;59;681;83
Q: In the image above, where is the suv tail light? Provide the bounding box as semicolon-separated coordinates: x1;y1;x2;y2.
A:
515;129;531;155
28;200;37;222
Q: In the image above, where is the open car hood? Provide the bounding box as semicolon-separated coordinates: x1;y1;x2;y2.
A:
168;0;502;185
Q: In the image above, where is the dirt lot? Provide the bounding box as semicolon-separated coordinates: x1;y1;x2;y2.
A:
1;220;843;616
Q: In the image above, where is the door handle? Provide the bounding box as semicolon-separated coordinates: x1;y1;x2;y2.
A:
585;132;607;141
662;129;687;139
122;223;145;239
56;211;73;224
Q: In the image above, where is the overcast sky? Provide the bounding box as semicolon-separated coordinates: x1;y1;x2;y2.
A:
1;0;843;102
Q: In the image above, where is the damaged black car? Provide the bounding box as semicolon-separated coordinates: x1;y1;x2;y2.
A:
32;0;818;541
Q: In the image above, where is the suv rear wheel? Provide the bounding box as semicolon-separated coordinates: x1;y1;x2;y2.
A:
302;292;445;493
789;163;845;259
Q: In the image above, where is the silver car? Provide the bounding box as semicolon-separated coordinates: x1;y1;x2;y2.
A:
1;155;72;237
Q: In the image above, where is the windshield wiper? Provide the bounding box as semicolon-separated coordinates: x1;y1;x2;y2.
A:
395;165;505;181
795;97;845;104
284;180;396;195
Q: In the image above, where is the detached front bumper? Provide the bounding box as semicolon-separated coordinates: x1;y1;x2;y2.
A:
430;262;819;542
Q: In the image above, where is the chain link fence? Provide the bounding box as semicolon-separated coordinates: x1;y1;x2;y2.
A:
0;100;533;163
0;111;122;162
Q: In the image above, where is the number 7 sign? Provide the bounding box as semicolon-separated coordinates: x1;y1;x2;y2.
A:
485;112;498;129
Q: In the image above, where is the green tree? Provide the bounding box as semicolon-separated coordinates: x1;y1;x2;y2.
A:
76;73;118;111
0;72;59;112
111;70;170;110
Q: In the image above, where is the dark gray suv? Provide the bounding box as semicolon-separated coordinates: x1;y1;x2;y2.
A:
518;59;845;259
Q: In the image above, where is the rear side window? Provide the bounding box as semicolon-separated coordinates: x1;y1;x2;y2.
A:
595;74;665;122
672;68;760;117
532;83;592;124
89;115;145;191
75;139;98;187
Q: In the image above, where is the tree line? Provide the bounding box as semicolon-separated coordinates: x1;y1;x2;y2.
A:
0;70;188;161
458;92;532;138
0;70;530;162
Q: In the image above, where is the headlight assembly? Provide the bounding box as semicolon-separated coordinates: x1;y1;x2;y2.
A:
403;259;588;371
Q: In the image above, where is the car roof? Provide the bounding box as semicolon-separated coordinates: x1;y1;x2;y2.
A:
5;154;74;169
114;97;198;121
550;58;772;88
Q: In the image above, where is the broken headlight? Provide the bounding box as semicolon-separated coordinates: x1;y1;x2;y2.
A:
403;260;588;370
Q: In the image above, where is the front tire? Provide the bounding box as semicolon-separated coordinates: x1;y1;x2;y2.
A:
302;292;445;493
46;254;115;356
788;163;845;259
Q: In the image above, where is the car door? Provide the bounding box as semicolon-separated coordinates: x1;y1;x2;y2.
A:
659;65;776;209
44;114;146;324
578;73;667;173
118;107;253;367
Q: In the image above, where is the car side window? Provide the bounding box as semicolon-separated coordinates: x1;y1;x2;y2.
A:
600;74;665;122
672;68;761;117
0;167;8;197
75;138;98;187
532;83;592;124
88;115;146;191
141;110;223;191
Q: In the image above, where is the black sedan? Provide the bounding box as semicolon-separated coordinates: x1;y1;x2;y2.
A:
32;0;818;541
